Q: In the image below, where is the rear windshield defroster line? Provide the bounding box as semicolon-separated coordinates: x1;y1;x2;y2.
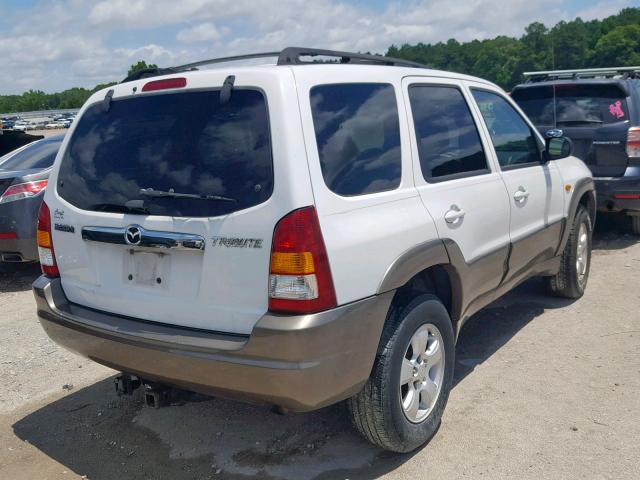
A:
57;89;273;218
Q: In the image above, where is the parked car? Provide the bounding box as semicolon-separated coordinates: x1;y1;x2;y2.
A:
1;119;15;129
32;48;594;453
0;135;63;262
512;67;640;234
12;122;28;132
0;130;44;157
45;122;60;129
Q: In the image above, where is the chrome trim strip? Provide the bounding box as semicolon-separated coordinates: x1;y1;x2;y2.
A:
81;225;206;251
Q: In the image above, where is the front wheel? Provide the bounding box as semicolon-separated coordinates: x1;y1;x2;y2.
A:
346;294;455;452
547;206;592;299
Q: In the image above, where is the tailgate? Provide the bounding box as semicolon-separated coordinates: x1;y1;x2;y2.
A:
48;72;307;335
514;82;631;177
544;124;629;177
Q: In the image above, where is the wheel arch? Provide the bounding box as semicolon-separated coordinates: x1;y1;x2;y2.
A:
377;239;461;334
557;177;596;254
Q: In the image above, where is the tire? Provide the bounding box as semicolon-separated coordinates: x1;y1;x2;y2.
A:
547;206;592;299
346;294;455;452
631;216;640;236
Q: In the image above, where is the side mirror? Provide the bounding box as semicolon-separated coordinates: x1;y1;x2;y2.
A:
545;136;572;160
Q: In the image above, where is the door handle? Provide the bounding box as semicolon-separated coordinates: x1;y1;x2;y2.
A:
444;205;466;224
514;187;530;202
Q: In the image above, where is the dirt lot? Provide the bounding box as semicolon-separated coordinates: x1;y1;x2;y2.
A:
0;216;638;480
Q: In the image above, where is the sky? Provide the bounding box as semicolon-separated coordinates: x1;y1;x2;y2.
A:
0;0;638;94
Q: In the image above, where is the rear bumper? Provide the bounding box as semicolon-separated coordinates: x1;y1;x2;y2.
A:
594;168;640;214
33;276;393;411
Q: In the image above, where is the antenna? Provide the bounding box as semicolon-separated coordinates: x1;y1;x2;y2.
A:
551;33;557;128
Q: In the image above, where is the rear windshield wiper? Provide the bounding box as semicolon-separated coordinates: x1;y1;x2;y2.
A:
139;188;236;202
90;203;150;215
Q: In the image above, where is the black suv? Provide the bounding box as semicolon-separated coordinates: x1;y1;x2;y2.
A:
512;67;640;234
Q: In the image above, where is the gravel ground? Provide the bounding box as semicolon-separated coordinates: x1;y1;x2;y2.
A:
0;215;638;480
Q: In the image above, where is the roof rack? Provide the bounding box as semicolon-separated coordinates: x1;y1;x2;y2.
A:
524;66;640;82
121;47;426;83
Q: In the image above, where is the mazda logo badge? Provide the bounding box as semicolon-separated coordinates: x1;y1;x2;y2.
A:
125;225;142;246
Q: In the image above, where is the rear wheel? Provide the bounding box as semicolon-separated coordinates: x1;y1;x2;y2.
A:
346;294;454;452
547;206;592;299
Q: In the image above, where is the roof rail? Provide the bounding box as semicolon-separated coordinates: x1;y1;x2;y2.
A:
171;51;281;71
524;66;640;82
275;47;425;68
122;47;426;82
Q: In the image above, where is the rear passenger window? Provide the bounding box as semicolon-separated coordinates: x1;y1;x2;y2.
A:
408;85;488;181
472;89;541;168
310;83;401;196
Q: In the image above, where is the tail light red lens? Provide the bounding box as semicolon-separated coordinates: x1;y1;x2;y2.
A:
627;127;640;158
0;180;47;204
37;201;59;277
268;206;337;314
142;77;187;92
613;194;640;199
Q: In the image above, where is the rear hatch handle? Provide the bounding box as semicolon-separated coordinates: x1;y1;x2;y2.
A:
82;225;206;251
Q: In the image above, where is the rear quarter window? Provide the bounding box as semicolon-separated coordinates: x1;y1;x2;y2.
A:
310;83;401;196
57;89;273;217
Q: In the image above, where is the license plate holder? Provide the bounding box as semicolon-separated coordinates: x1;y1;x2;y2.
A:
124;249;169;288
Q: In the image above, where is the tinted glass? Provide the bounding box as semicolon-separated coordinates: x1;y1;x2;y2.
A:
409;85;488;180
0;137;61;170
57;89;273;217
310;84;401;196
511;84;629;126
472;90;541;168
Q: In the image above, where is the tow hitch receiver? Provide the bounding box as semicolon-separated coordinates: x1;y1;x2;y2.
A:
115;374;141;396
115;374;210;408
144;383;171;408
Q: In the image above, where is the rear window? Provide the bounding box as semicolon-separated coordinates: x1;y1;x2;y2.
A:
512;84;629;126
0;138;60;171
57;89;273;217
310;83;401;196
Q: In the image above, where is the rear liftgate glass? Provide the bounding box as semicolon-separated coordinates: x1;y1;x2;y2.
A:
57;87;273;217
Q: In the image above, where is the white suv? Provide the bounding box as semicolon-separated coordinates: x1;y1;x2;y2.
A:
33;48;595;452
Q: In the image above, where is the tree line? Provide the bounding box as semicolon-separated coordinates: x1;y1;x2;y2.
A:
388;7;640;89
1;8;639;113
0;62;154;114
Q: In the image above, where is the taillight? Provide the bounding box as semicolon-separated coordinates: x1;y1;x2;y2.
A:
268;206;337;314
142;77;187;92
627;127;640;158
37;201;59;277
0;180;47;204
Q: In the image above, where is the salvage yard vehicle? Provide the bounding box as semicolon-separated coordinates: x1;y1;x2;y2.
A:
0;135;63;262
512;67;640;234
32;48;595;453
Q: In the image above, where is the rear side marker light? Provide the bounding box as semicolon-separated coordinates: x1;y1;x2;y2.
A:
0;180;47;204
627;127;640;158
37;201;59;277
141;77;187;92
268;206;337;314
